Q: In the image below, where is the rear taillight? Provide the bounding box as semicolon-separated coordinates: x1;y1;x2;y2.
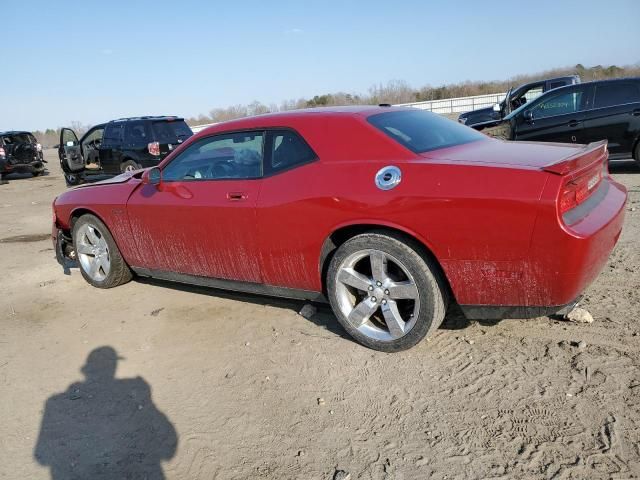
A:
0;147;5;157
36;143;42;152
559;166;603;214
148;141;160;156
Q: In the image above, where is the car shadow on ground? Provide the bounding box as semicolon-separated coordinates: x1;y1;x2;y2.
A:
135;276;352;340
33;346;177;479
2;171;50;181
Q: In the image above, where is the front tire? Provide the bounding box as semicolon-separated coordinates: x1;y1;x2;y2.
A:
72;214;132;288
327;231;447;352
634;142;640;168
120;160;141;173
64;172;82;187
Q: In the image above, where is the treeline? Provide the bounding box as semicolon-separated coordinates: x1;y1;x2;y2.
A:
33;63;640;146
183;63;640;126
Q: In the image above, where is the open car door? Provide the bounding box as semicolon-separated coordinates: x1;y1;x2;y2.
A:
58;128;85;185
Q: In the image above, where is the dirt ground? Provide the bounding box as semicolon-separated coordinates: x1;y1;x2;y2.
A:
1;150;639;480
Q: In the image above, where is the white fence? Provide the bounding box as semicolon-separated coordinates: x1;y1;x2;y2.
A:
396;92;507;114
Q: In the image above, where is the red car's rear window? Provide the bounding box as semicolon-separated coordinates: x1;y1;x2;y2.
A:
368;109;485;153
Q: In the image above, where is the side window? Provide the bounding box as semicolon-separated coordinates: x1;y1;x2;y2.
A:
81;128;104;148
102;123;124;147
124;121;150;146
163;131;264;181
548;81;567;90
61;129;77;145
267;129;317;174
530;88;584;119
594;83;640;109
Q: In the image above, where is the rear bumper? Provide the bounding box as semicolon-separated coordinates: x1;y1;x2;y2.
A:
2;159;45;174
525;177;626;307
448;176;626;319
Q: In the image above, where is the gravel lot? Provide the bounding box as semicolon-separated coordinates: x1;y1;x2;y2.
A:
1;150;639;479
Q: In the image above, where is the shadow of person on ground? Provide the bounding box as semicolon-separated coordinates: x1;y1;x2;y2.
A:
34;346;177;479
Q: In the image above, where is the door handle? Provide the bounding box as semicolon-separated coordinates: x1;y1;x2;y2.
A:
227;192;247;201
567;120;581;128
632;109;640;117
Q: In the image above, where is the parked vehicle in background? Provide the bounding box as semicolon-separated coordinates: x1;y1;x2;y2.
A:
475;78;640;164
0;131;46;179
0;150;7;184
52;106;626;352
458;76;580;126
58;116;193;186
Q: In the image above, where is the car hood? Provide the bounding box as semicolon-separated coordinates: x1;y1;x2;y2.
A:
459;106;493;119
420;138;591;169
73;170;141;189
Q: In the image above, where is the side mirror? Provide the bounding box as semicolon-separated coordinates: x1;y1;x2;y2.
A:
524;110;534;123
142;166;162;186
492;103;501;112
66;141;75;147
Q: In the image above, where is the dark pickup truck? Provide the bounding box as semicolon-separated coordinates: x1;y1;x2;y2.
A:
473;78;640;164
458;75;581;127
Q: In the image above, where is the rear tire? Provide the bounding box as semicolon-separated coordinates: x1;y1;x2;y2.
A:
327;231;447;352
634;142;640;168
72;214;132;288
120;160;141;173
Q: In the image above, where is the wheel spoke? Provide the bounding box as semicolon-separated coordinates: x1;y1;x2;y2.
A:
337;268;372;292
101;256;111;276
85;226;100;245
381;300;406;339
370;251;387;282
387;280;419;300
76;243;93;255
97;238;108;251
347;297;378;328
88;258;100;278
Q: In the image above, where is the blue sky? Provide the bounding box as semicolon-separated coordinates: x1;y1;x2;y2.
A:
1;0;638;131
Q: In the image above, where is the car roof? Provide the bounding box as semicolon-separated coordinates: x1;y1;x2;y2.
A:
108;116;184;124
0;130;33;136
199;105;405;132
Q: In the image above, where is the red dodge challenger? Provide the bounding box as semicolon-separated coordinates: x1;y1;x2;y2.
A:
53;106;627;351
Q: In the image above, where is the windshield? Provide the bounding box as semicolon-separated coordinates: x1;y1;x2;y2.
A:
368;109;486;153
2;133;35;144
152;120;193;144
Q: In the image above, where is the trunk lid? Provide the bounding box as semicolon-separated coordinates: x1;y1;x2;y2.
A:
421;138;605;171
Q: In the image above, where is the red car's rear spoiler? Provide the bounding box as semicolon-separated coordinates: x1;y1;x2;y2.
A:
542;140;608;176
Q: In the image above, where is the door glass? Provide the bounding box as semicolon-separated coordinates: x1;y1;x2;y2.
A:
163;131;264;181
594;83;640;109
82;128;104;147
530;89;584;119
62;129;78;145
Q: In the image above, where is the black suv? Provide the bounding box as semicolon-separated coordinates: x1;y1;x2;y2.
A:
59;116;193;186
0;131;46;179
458;76;580;127
474;78;640;163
